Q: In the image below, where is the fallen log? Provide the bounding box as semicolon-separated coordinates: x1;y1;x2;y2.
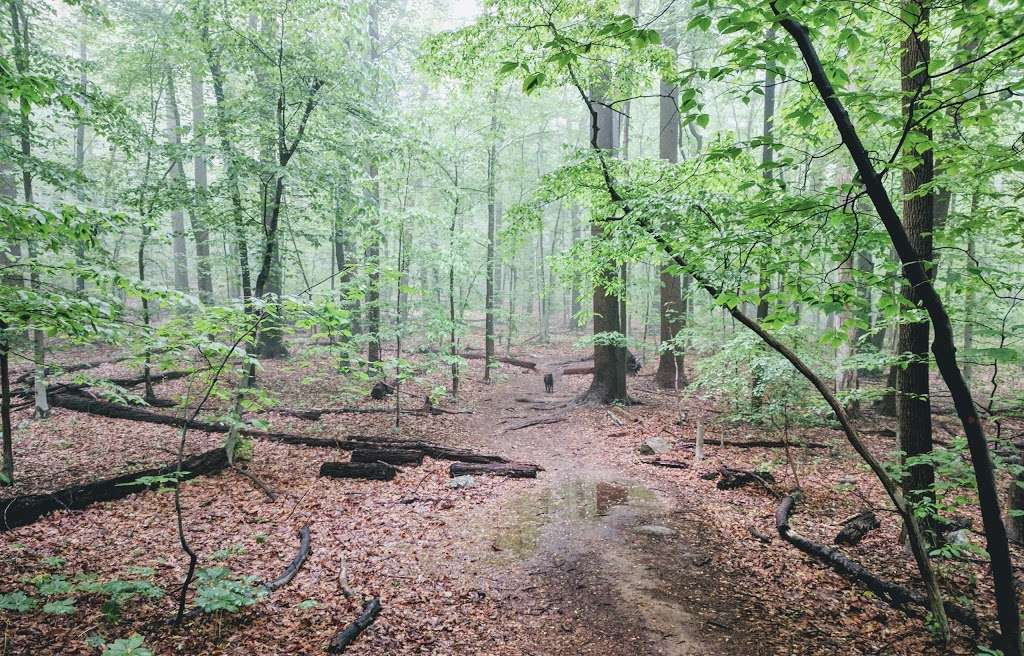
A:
776;494;978;632
681;439;830;450
458;352;537;370
0;447;229;531
263;526;312;592
716;467;776;491
327;597;382;654
350;448;424;466
48;394;510;462
562;364;594;376
14;353;135;384
449;462;538;478
641;458;689;470
835;510;880;546
505;415;567;431
320;462;397;481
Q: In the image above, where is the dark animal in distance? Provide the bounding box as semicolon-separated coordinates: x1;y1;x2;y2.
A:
370;381;394;400
543;373;554;393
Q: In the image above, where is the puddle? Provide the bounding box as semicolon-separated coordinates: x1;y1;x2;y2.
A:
491;478;659;558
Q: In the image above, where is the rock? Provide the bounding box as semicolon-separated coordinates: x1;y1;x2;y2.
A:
944;528;971;546
638;437;672;455
635;524;676;538
448;475;477;489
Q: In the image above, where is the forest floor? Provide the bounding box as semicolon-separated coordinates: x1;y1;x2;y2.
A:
1;336;1021;655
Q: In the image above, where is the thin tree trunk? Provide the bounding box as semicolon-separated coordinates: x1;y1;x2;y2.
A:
0;324;11;484
166;74;191;293
484;90;498;381
189;71;214;302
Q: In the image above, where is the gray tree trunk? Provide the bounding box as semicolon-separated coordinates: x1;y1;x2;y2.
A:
165;74;191;293
189;71;214;302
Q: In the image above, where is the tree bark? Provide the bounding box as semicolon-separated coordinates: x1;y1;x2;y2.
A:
189;71;214;302
484;89;498;382
166;74;191;293
654;66;685;389
581;87;627;405
896;0;936;538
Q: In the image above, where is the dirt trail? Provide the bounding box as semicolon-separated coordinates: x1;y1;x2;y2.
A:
441;355;769;656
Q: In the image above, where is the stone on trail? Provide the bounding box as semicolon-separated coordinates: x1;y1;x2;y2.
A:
638;437;672;455
448;475;477;489
634;524;676;538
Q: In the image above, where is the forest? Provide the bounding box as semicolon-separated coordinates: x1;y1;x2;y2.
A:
1;0;1024;654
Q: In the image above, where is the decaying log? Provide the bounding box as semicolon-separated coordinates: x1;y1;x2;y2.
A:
0;447;229;531
350;449;424;466
48;394;510;463
449;462;538;478
327;598;382;653
263;526;312;591
835;510;880;546
320;462;397;481
716;467;776;491
562;364;594;376
776;494;979;631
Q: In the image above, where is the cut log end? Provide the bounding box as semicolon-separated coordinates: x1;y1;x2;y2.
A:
320;462;397;481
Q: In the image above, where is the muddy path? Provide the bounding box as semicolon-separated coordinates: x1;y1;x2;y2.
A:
439;355;773;656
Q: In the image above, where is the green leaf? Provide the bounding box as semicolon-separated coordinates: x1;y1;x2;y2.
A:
42;598;77;615
0;591;37;612
497;61;519;75
522;72;546;94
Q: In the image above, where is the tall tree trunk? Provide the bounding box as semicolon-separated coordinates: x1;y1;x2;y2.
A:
73;27;87;292
484;90;498;382
8;0;47;418
654;60;685;389
166;74;191;293
897;0;936;537
189;71;214;302
199;4;252;306
364;3;382;365
581;88;626;405
0;323;11;484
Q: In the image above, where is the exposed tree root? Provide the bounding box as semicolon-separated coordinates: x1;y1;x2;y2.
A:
327;597;382;653
504;415;567;431
0;447;229;531
263;526;311;591
776;494;979;632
